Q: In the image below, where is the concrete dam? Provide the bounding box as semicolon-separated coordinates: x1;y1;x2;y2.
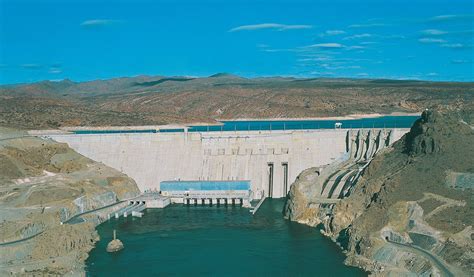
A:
40;125;411;199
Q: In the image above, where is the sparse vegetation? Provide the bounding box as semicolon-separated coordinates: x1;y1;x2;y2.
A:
1;76;473;129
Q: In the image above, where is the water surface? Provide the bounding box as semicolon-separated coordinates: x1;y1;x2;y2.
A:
189;115;419;132
74;115;419;134
86;199;366;276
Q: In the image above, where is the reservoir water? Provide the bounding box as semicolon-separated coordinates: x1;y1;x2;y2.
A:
86;199;366;276
188;115;419;132
74;115;419;134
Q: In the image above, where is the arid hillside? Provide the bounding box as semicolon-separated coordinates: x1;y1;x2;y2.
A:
1;75;473;129
285;109;473;276
0;127;140;275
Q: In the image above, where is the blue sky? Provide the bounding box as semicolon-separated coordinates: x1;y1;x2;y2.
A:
0;0;473;84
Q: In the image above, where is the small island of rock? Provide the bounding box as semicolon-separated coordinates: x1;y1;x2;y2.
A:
106;230;124;253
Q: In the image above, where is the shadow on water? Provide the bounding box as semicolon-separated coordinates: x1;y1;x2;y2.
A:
86;198;366;276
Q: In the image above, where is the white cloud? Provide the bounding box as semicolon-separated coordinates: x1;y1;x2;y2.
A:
49;69;62;74
427;72;438;76
420;29;474;37
229;23;312;32
281;25;313;31
320;30;346;36
304;43;345;49
451;59;472;64
262;48;295;53
349;23;387;28
360;41;377;45
20;64;42;69
343;33;372;40
298;56;333;62
346;45;366;50
428;14;474;22
418;38;447;43
421;29;447;35
323;65;361;70
441;43;470;49
382;34;406;39
81;19;119;27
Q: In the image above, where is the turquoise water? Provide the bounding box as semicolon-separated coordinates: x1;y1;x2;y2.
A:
74;115;419;134
188;115;419;132
86;199;366;276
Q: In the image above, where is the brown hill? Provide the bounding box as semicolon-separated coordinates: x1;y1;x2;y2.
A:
1;76;473;129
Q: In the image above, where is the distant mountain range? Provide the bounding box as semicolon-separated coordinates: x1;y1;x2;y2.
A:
1;74;473;129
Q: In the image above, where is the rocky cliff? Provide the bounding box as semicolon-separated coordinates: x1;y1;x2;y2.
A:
0;128;140;275
285;110;473;276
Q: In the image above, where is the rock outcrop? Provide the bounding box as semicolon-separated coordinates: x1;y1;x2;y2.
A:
0;128;140;275
106;239;124;253
285;128;394;226
285;110;473;276
284;167;323;226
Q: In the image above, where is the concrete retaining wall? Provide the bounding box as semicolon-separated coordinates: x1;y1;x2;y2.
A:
45;128;409;198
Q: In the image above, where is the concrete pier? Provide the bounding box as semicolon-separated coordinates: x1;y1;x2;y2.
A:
109;193;171;219
180;196;250;208
250;197;267;215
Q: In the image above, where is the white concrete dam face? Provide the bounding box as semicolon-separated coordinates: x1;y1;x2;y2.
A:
46;129;409;198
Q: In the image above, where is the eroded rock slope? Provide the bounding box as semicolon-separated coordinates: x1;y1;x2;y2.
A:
285;110;473;276
0;128;140;275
